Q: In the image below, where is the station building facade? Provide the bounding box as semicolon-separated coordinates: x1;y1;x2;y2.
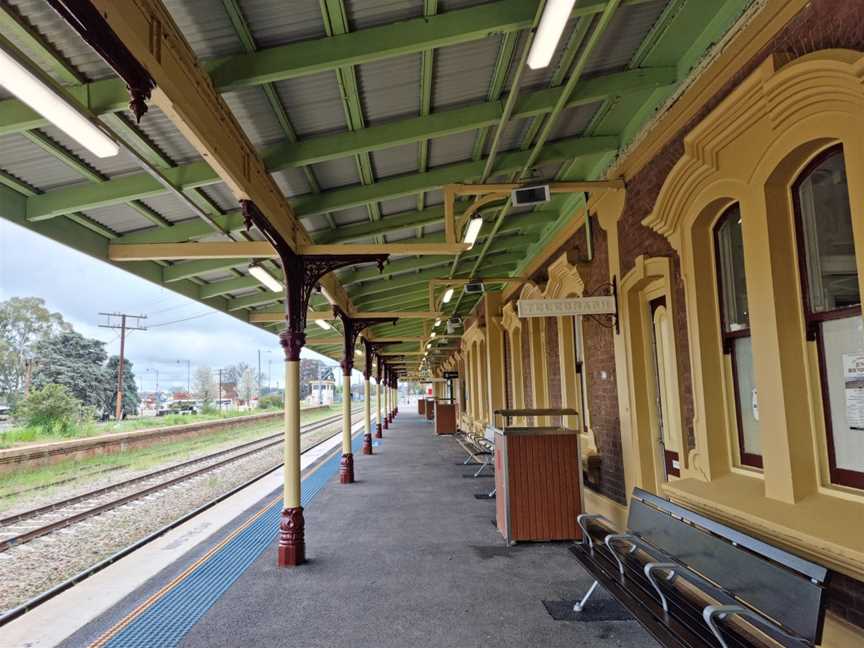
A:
444;2;864;643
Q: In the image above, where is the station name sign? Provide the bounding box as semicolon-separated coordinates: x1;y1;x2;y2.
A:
442;371;459;379
517;296;616;318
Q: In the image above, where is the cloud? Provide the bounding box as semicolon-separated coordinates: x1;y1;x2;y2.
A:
0;219;340;390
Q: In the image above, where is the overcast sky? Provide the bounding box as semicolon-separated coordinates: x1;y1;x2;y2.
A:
0;219;348;392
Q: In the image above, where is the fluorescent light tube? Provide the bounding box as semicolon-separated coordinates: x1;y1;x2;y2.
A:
434;319;441;326
314;319;331;330
463;217;483;249
430;331;436;338
0;47;119;158
248;263;282;292
527;0;576;70
442;287;454;304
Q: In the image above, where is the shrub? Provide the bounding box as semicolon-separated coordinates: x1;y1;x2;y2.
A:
258;393;283;409
15;383;86;436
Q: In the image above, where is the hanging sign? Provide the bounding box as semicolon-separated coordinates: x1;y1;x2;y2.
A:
517;296;616;318
443;371;459;379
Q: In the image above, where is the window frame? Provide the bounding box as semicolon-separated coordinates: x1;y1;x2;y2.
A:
713;204;764;469
791;144;864;490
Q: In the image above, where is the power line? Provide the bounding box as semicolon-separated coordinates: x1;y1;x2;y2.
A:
148;311;216;328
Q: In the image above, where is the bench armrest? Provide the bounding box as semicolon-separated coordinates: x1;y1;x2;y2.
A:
703;605;811;648
576;514;613;550
604;533;639;576
643;562;681;613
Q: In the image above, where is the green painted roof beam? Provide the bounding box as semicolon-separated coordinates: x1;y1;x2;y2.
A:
163;259;245;283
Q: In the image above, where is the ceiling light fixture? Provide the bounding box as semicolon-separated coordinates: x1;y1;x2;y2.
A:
314;319;332;330
442;287;454;304
463;217;483;249
0;47;119;158
527;0;576;70
248;262;283;292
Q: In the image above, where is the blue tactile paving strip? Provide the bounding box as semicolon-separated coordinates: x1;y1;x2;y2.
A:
100;435;364;648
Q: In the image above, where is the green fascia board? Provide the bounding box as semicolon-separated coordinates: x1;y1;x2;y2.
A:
293;136;619;217
199;275;256;299
228;291;282;312
120;211;244;244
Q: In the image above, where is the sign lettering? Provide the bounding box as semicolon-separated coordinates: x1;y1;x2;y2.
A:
517;297;616;318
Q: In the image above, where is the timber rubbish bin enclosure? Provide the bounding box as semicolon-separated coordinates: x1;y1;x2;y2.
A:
434;399;457;435
418;398;426;415
490;408;581;544
425;398;435;421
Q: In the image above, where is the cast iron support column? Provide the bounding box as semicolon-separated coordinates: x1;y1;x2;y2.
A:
375;353;383;438
383;366;390;429
394;376;399;416
241;200;388;566
336;309;397;483
362;339;374;455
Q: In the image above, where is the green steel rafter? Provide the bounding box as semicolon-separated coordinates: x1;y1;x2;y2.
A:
220;0;334;230
20;68;674;224
471;31;519;162
450;0;623;316
416;0;438;238
320;0;383;238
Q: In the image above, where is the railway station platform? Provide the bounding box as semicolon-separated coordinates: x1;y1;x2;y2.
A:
54;412;652;648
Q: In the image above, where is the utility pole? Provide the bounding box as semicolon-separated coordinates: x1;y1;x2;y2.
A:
218;368;223;415
99;313;147;421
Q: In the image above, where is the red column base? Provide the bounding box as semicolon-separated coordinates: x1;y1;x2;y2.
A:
375;422;382;439
383;417;389;430
339;453;355;483
362;433;374;455
277;506;305;567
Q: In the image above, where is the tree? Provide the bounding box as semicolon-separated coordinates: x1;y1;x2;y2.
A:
16;383;87;435
105;356;140;417
0;297;70;400
31;331;109;409
239;367;256;403
194;366;216;407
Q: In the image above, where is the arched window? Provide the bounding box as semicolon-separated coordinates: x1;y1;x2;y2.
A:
714;204;762;468
793;146;864;489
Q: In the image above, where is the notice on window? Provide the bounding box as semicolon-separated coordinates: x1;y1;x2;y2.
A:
842;353;864;430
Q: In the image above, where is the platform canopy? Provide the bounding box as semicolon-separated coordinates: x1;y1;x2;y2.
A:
0;0;752;369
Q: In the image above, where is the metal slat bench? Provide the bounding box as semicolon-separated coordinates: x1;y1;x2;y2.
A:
571;488;829;648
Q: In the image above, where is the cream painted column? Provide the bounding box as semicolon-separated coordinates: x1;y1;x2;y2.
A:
557;316;583;434
484;293;506;424
339;369;354;483
362;375;373;454
376;375;383;437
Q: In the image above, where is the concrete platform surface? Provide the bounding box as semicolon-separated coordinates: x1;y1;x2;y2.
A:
179;413;656;648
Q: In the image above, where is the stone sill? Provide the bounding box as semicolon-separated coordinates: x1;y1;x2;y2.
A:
661;474;864;583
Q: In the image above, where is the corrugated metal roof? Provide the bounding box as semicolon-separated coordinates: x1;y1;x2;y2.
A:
222;86;287;149
584;0;669;75
371;143;418;179
135;106;202;166
84;203;157;233
357;53;421;125
311;157;360;190
379;195;418;216
0;133;86;191
547;101;603;141
163;0;244;59
197;183;239;212
428;131;476;168
332;205;371;226
425;189;444;205
484;116;530;155
302;214;331;233
198;268;239;282
37;125;141;178
275;71;348;137
271;168;311;198
345;0;423;30
138;193;198;225
432;36;501;111
7;0;114;82
384;227;420;242
238;0;326;48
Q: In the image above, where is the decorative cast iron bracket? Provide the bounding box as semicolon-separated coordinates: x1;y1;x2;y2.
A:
335;308;398;375
241;201;388;360
584;276;619;335
47;0;156;122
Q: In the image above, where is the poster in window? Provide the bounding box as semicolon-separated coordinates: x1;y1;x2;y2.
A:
842;353;864;431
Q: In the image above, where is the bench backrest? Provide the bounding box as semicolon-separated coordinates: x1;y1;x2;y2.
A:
627;488;827;644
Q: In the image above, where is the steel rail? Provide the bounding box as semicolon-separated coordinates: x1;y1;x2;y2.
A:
0;409;358;550
0;418;367;628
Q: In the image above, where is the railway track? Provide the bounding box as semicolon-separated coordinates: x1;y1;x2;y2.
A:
0;409;359;553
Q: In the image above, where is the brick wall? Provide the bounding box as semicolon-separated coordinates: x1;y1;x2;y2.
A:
545;317;562;426
828;572;864;630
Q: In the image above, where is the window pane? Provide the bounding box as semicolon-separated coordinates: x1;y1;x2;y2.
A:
797;151;859;313
716;205;749;331
821;316;864;475
732;337;762;458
